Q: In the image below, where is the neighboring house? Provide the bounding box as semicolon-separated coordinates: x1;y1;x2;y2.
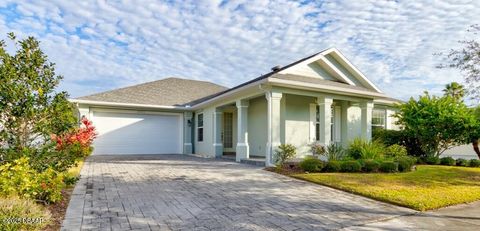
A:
71;48;401;166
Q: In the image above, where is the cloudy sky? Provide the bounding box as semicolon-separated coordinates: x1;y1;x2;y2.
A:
0;0;478;100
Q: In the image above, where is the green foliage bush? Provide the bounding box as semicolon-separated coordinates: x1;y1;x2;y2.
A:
324;161;341;172
424;156;440;165
299;157;324;172
373;129;426;157
0;158;65;203
469;159;480;167
0;196;51;231
339;160;362;172
379;161;398;173
456;158;469;167
274;144;297;166
396;156;416;172
385;144;408;158
323;143;346;161
348;139;385;160
440;157;456;166
362;160;380;172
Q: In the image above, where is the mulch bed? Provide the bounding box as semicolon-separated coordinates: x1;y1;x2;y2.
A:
265;161;305;175
43;188;73;231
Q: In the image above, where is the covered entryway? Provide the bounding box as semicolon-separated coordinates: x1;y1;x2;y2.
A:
91;109;183;155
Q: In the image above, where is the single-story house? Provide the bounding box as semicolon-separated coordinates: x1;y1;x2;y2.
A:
71;48;401;166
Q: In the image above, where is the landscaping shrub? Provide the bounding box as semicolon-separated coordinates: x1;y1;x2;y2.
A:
274;144;297;166
396;156;416;172
340;160;362;172
0;158;65;203
299;157;324;172
347;138;365;159
0;196;51;231
324;161;342;172
379;161;398;173
469;159;480;167
385;144;408;158
440;157;456;166
348;139;384;160
324;143;346;161
456;158;469;167
363;160;380;172
373;129;426;157
309;142;325;156
360;141;385;160
424;156;440;165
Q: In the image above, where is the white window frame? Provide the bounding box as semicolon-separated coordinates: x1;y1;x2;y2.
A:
197;113;204;142
372;108;386;130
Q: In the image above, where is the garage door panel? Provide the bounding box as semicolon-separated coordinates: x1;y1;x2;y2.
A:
92;110;182;155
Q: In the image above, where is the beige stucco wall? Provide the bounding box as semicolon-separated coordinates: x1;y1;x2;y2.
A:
345;105;362;142
284;94;316;157
247;96;267;156
194;107;215;157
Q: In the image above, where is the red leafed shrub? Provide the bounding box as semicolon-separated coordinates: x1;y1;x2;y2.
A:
53;117;97;151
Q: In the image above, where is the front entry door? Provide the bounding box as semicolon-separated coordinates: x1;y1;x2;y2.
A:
223;112;234;152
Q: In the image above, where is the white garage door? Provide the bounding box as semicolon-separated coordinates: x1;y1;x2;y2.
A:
91;109;183;155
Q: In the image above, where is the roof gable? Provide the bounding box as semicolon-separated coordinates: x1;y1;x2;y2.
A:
277;48;382;93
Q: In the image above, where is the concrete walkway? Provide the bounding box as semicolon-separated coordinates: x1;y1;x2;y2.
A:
61;155;478;230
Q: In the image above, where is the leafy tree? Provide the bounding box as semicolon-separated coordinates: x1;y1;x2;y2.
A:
443;82;465;101
0;33;77;152
394;92;477;157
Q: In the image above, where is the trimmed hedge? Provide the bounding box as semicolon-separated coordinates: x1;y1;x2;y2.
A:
379;161;398;173
440;157;456;166
324;161;342;172
363;160;380;172
424;156;440;165
456;158;469;167
469;159;480;167
396;156;416;172
299;158;324;172
340;161;362;172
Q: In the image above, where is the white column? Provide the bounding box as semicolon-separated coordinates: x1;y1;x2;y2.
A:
266;91;283;166
183;112;193;154
385;109;393;130
317;96;333;146
213;109;223;157
340;101;350;146
236;100;249;162
361;101;374;140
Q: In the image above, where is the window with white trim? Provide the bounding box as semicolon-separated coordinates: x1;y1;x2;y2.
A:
315;105;335;141
197;113;204;142
372;108;386;131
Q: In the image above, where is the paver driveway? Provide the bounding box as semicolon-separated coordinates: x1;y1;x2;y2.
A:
62;155;413;231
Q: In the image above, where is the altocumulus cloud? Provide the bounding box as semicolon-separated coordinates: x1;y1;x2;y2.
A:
0;0;478;99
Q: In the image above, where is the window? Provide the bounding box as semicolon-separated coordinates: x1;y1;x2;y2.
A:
315;105;335;141
197;113;204;142
372;109;386;131
315;106;320;141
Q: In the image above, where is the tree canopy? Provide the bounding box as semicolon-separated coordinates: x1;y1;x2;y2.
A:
0;33;77;150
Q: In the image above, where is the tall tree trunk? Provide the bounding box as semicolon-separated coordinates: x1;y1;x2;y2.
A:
473;139;480;159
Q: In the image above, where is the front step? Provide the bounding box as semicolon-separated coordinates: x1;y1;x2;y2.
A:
240;158;266;167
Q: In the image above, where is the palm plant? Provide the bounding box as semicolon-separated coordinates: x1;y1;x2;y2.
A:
443;82;465;101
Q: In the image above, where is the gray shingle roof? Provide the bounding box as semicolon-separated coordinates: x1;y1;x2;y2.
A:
77;77;228;106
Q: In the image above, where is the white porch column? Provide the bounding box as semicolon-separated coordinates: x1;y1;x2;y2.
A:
213;109;223;157
266;91;283;166
385;109;393;130
236;100;249;162
340;101;350;146
360;101;374;140
317;96;333;146
183;112;193;154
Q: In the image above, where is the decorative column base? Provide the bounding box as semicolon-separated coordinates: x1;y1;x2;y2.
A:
213;143;223;157
184;143;193;154
236;143;249;162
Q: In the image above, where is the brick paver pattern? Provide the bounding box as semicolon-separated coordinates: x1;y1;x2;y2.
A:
62;155;413;231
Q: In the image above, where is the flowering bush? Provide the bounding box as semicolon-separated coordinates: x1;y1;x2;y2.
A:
0;157;65;204
309;142;325;156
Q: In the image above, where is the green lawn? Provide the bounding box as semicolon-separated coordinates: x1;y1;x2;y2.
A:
293;165;480;211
